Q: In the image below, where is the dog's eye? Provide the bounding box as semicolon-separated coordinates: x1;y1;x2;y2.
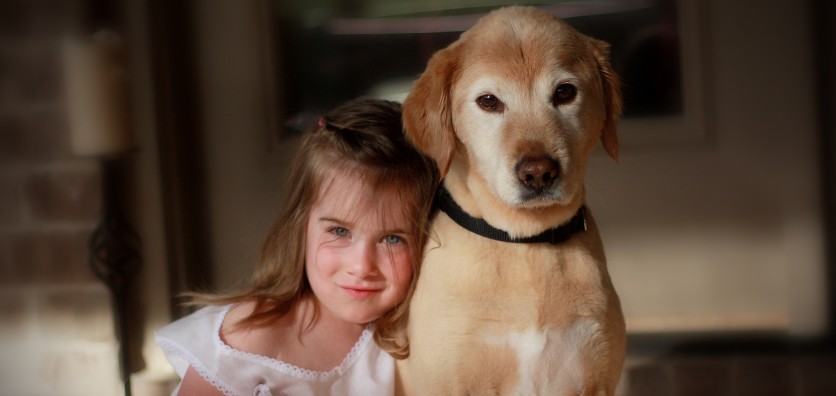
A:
476;94;504;112
552;83;577;105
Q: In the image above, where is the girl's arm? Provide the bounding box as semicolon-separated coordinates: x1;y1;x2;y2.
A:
177;366;225;396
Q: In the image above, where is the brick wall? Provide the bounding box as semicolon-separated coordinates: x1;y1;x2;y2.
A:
0;0;123;394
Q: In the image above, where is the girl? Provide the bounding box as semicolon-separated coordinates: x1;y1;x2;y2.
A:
156;98;438;395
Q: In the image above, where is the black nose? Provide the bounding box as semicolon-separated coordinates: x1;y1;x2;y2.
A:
516;156;560;191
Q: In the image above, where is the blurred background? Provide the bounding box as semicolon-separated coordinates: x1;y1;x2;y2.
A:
0;0;834;394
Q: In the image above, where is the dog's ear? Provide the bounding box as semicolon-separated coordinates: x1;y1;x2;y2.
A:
403;47;458;177
591;38;623;161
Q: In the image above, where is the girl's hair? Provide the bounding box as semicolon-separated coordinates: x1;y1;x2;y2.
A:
191;98;438;358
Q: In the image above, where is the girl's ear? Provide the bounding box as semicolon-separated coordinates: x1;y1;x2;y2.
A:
590;38;623;161
403;47;459;178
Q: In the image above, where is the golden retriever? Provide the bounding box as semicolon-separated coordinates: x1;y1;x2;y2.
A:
397;6;626;396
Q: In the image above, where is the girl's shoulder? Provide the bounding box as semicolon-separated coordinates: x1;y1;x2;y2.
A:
154;304;232;383
220;302;287;361
156;304;229;346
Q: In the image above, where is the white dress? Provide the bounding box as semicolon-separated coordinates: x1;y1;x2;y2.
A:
155;304;395;396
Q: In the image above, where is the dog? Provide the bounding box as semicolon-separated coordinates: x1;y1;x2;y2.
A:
396;6;626;396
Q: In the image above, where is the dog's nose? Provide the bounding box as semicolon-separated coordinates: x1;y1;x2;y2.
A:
517;157;560;191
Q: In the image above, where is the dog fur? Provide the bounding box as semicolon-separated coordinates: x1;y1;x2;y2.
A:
397;6;626;396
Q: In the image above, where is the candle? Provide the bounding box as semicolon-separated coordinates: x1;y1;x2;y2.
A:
63;30;135;158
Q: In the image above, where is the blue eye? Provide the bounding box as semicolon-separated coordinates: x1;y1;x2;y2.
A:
331;227;349;237
384;235;402;245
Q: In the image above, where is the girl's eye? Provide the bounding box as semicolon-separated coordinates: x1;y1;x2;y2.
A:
383;235;402;245
331;227;349;237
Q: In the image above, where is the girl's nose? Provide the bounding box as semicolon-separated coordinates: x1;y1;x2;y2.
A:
347;241;380;278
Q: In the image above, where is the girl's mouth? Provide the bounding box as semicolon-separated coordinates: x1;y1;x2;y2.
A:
341;286;381;299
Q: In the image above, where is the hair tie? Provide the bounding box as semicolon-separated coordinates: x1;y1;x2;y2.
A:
318;117;357;137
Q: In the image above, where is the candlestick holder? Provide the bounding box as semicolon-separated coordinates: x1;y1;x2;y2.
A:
89;155;141;396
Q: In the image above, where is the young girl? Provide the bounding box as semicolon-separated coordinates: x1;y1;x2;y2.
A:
156;98;438;395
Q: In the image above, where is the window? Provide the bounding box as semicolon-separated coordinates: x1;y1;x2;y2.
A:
275;0;686;137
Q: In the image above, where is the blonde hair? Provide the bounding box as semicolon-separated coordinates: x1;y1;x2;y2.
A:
191;98;438;358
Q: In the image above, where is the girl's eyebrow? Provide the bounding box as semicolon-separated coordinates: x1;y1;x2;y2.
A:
320;216;412;236
318;217;353;226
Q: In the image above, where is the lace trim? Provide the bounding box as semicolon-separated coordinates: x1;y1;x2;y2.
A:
156;333;237;396
214;304;374;383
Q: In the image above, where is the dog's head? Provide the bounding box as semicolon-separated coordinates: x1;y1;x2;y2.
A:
404;6;621;213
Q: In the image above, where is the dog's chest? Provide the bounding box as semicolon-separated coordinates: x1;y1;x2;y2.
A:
482;318;600;394
417;213;604;324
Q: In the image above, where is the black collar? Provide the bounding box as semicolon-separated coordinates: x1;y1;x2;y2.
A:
435;186;587;244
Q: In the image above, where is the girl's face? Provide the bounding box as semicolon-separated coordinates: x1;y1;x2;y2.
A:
305;176;415;326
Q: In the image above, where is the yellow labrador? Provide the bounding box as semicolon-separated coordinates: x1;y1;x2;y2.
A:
398;6;625;396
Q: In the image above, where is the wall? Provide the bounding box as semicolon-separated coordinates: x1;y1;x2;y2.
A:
0;1;123;394
590;0;826;335
0;0;175;394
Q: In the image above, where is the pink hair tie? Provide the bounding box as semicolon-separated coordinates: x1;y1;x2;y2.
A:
317;117;326;128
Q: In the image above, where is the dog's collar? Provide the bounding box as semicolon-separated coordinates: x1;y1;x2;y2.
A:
435;185;587;244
